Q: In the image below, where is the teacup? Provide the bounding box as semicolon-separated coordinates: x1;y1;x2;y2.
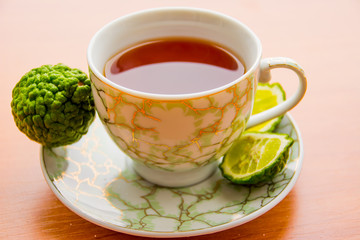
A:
87;7;306;187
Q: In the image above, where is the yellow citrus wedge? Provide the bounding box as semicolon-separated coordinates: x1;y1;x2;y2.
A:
247;83;286;132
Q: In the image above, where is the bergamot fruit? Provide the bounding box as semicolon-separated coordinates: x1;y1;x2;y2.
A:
11;64;95;147
219;132;293;185
247;83;286;132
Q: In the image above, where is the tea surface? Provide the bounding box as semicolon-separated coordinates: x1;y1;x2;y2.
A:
104;38;245;94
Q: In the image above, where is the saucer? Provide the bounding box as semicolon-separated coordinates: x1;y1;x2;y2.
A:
41;114;303;238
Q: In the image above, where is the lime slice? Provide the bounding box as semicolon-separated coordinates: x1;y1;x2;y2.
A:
219;132;293;184
247;83;286;132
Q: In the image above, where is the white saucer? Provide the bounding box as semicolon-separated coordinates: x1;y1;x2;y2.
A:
41;114;303;238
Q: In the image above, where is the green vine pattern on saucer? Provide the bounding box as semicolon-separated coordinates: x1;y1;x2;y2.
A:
43;115;299;233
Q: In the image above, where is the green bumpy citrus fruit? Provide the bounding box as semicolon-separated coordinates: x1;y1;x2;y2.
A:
11;64;95;147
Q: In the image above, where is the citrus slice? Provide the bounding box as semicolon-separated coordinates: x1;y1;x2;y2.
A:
247;83;286;132
219;132;293;184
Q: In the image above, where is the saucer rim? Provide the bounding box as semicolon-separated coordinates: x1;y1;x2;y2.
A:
40;113;303;238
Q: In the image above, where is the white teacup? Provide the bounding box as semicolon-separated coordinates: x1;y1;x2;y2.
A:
87;7;306;187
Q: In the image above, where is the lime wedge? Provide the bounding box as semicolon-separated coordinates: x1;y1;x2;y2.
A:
219;132;293;184
247;83;286;132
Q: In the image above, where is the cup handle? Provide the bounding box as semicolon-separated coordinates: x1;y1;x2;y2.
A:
246;57;307;129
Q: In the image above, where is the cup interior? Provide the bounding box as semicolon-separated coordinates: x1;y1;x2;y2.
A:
87;7;262;99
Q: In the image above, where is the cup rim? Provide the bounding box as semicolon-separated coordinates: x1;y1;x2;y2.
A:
87;7;262;100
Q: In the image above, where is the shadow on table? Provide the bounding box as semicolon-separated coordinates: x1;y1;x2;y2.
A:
34;188;298;240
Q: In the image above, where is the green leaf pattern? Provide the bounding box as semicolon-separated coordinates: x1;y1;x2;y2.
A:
43;115;300;233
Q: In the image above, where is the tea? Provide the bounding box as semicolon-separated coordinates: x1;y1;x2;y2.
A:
104;37;245;94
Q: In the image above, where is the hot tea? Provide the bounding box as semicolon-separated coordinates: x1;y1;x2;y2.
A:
104;37;245;94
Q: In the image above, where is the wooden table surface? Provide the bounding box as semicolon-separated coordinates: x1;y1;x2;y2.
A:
1;0;359;239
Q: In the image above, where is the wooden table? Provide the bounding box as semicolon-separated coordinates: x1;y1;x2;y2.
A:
1;0;359;239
